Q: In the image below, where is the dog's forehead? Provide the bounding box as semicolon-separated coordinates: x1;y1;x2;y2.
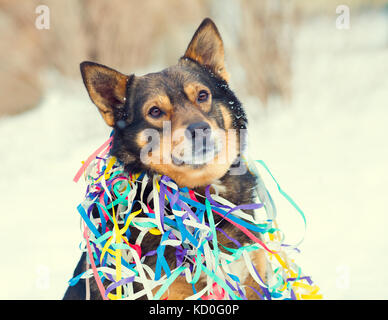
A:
134;65;202;96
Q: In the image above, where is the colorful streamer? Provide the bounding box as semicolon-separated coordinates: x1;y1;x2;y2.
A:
68;133;322;300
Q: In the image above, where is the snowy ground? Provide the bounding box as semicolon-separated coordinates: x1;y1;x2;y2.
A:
1;10;387;299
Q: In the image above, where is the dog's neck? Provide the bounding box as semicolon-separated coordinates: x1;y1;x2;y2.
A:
193;163;257;207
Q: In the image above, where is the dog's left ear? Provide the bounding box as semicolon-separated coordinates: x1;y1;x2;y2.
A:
183;18;229;82
80;61;129;127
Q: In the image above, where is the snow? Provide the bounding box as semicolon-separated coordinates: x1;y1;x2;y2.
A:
1;10;387;299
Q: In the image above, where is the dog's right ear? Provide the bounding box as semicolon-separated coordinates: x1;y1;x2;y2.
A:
80;61;128;127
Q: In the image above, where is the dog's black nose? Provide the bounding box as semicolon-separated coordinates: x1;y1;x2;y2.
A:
185;121;211;140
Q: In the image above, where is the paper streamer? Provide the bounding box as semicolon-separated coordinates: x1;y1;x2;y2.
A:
68;133;322;300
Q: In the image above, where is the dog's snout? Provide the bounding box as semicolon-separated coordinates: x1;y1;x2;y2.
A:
185;121;211;139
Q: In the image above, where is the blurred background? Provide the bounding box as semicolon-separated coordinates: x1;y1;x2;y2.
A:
0;0;387;299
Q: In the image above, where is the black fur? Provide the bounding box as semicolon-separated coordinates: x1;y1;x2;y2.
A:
64;19;259;300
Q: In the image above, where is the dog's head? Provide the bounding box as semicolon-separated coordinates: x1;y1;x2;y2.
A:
80;18;247;188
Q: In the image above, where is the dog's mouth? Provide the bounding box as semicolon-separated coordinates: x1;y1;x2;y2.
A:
171;135;221;167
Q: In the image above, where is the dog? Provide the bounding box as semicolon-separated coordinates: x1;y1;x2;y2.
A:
63;18;267;300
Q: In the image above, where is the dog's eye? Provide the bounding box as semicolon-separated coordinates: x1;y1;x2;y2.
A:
197;90;209;103
148;106;163;118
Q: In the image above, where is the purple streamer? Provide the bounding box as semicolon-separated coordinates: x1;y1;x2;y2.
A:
215;227;242;248
251;262;271;300
247;286;265;300
104;276;135;298
225;279;248;300
143;250;157;257
158;176;169;231
205;185;263;223
287;276;312;285
290;288;297;300
205;185;230;209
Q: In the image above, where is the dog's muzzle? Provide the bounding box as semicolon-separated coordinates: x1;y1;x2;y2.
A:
172;122;220;166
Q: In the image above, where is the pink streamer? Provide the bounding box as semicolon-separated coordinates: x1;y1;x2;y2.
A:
73;137;113;183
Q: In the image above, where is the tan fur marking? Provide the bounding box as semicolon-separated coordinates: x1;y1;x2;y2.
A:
143;94;172;128
219;105;233;129
184;82;212;113
136;130;150;149
148;157;231;188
